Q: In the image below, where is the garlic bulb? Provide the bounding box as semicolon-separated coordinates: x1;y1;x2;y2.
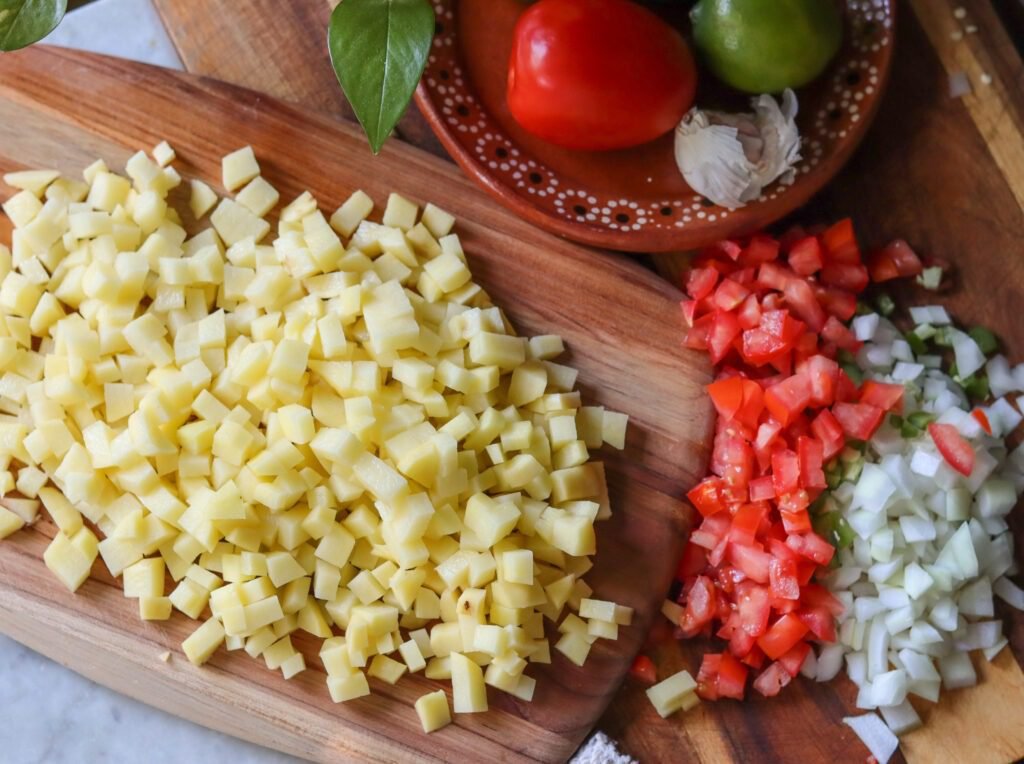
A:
673;89;802;211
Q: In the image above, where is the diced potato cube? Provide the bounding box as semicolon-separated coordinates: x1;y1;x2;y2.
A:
450;652;488;713
235;176;280;218
646;670;699;718
182;617;226;666
330;190;374;238
327;671;370;703
190;180;218;219
43;527;98;593
221;146;260;192
368;654;408;685
0;505;26;539
140;596;173;621
382;193;418;231
415;689;453;733
502;549;534;585
123;557;166;599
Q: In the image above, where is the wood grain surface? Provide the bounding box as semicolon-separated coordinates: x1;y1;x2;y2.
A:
42;0;1024;761
0;47;714;764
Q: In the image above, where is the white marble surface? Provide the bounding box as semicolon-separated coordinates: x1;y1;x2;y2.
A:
2;4;634;762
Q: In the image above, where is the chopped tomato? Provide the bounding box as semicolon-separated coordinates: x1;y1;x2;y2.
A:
686;266;719;300
736;294;762;329
736;582;771;637
695;653;722;700
797;436;826;489
821;218;861;265
681;575;717;637
749;475;775;502
757;613;810;659
796;606;838;642
972;408;992;435
821;315;861;350
717;651;749;700
785;532;835;566
742;234;780;265
768;557;800;600
803;355;839;407
752;661;793;697
677;542;707;579
928;422;976;476
728;542;771;584
777;642;811;677
712;278;751;312
868;239;923;282
764;374;811;426
680;299;698;327
859;380;904;413
630;654;657;684
820;263;869;292
687;478;725;517
787;236;824;276
707;377;746;421
832;401;885;440
784;278;826;332
708;311;742;365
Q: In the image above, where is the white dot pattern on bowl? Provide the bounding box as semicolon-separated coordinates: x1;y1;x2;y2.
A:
423;0;893;236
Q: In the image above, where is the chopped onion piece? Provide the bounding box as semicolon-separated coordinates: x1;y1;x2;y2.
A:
844;713;900;764
816;644;845;682
880;700;922;736
954;620;1002;651
994;577;1024;610
938;652;977;689
950;330;986;379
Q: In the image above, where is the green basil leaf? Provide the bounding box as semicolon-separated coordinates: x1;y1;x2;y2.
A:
0;0;66;52
328;0;435;154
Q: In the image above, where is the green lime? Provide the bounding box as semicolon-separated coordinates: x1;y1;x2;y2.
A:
691;0;843;94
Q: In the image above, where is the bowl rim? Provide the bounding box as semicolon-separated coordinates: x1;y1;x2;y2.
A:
413;0;897;254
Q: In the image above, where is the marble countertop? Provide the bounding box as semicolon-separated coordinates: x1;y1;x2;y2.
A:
1;3;633;762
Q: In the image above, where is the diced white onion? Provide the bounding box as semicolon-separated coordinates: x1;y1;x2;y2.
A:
879;699;922;735
844;713;900;764
853;313;881;341
994;576;1024;610
816;644;845;682
938;652;977;689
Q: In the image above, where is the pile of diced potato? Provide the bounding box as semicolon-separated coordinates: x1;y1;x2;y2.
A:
0;143;632;733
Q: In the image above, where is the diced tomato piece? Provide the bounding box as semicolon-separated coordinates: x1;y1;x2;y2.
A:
813;284;858;321
792;332;819;365
680;298;699;327
753;661;793;697
749;475;775;502
783;278;826;332
629;654;657;684
713;431;754;487
779;507;812;534
681;575;717;637
972;408;993;435
834;368;860;403
733;295;761;331
735;380;765;430
795;560;817;585
832;401;885;440
821;315;861;351
708;310;742;365
810;409;844;460
778;225;808;252
683;312;714;350
803;355;839;407
757;613;810;659
868;239;923;282
710;239;743;261
692;514;731;553
757;262;795;291
770;449;800;495
768;557;800;600
729;503;766;546
707;377;746;421
821;263;870;293
742;234;781;265
796;606;837;642
821;218;861;265
729;543;771;584
801;584;846;616
797;436;826;489
860;380;904;413
764;374;812;426
785;532;836;566
787;236;824;276
687;478;726;517
732;266;756;285
717;652;748;700
740;643;766;668
777;642;811;677
736;582;771;636
712;278;751;312
695;653;722;700
928;422;976;476
685;266;720;300
677;542;707;580
740;329;787;367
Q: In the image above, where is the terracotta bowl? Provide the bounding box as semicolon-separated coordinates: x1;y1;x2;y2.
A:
414;0;895;253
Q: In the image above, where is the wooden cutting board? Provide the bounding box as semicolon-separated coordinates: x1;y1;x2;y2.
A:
0;47;714;764
147;1;1024;763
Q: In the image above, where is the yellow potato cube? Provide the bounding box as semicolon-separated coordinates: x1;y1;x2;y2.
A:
87;172;131;212
329;190;374;238
235;176;280;218
450;652;488;713
3;169;59;196
415;690;452;733
646;669;699;718
211;199;270;246
0;505;25;539
221;146;260;192
423;252;471;293
554;631;592;667
123;557;166;599
43;527;98;593
182;617;226;666
152;141;176;167
169;578;210;619
368;653;407;685
501;549;534;586
277;404;315;444
267;551;307;587
464;493;520;547
420;203;455;239
382;192;418;231
327;671;370;703
38;485;83;535
190;180;218;220
140;596;173;621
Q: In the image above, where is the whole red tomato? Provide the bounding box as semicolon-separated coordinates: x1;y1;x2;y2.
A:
507;0;698;151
